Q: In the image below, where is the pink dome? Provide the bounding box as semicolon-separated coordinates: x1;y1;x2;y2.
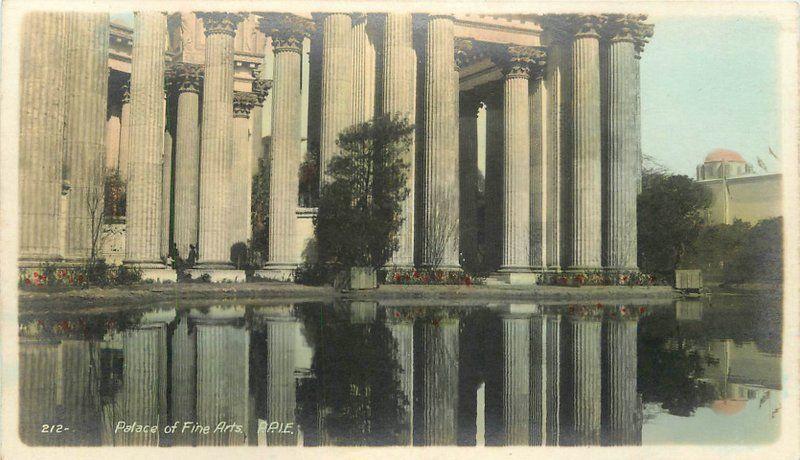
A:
705;149;745;163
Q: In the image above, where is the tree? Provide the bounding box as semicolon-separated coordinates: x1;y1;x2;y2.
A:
637;170;712;276
314;114;413;273
724;217;782;284
251;154;270;263
682;219;752;280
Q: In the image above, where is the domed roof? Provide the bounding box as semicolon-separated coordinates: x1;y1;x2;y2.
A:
705;149;745;163
710;399;747;416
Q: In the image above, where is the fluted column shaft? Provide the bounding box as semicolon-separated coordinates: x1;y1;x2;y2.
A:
197;13;244;267
19;13;68;262
501;316;530;445
603;37;638;270
602;317;639;445
458;96;480;271
171;65;202;257
63;13;109;261
422;16;459;269
264;317;298;446
569;25;602;270
319;13;353;184
119;89;132;180
351;15;377;124
383;13;417;267
530;76;546;270
161;129;173;259
125;12;166;266
564;316;601;445
267;37;303;269
544;41;565;270
119;325;168;446
501;64;532;271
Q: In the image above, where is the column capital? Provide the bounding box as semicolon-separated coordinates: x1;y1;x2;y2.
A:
601;14;654;55
495;45;546;80
252;78;273;106
459;90;482;118
540;14;604;40
258;13;315;52
195;12;247;37
233;91;258;118
166;62;204;94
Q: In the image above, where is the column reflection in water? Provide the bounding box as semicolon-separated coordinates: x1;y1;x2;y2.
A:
19;339;63;446
253;306;299;446
192;306;251;446
171;311;196;446
499;305;535;445
531;307;561;446
561;307;602;446
414;309;459;445
117;308;173;446
384;306;414;445
601;306;641;446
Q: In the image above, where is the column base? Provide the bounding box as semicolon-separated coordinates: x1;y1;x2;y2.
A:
488;269;539;285
253;264;298;282
603;266;640;274
138;268;177;283
186;268;246;283
565;266;603;274
123;261;177;282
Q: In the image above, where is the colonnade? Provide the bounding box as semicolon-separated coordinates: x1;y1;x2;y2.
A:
18;12;652;279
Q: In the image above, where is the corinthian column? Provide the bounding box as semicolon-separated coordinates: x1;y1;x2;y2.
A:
382;12;417;268
232;91;257;247
19;12;68;263
124;12;167;270
567;15;603;270
196;13;246;268
499;47;544;273
167;63;203;257
251;77;271;176
602;15;652;271
601;310;640;445
459;92;481;272
259;14;315;278
318;13;353;184
62;13;109;262
421;15;459;269
119;85;132;180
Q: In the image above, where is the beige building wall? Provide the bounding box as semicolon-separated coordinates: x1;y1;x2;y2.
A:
699;173;782;225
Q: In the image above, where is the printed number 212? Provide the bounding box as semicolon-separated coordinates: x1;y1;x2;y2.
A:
41;424;67;433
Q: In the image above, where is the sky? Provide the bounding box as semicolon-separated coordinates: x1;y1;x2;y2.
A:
641;16;781;176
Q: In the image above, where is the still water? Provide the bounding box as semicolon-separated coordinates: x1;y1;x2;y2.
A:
18;294;781;447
